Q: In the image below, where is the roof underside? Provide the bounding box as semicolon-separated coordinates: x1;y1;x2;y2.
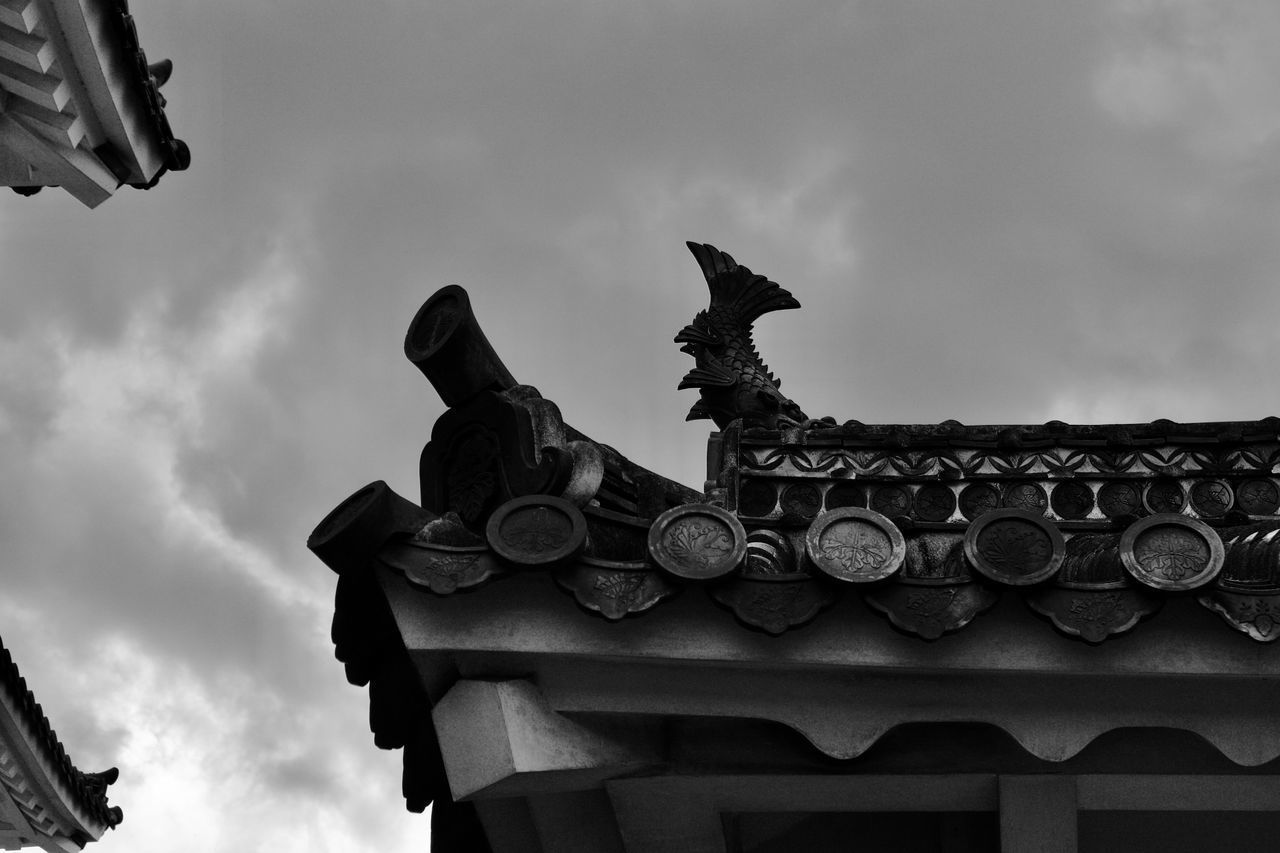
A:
0;0;188;206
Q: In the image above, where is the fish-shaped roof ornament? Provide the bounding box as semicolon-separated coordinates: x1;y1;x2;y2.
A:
676;242;813;430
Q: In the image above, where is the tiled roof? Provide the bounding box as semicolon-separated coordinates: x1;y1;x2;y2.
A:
313;277;1280;826
315;374;1280;641
0;636;121;844
106;0;190;185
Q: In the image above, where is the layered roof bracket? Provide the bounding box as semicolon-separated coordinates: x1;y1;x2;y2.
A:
0;0;188;207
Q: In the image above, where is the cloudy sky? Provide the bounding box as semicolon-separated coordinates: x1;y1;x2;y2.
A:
2;1;1280;850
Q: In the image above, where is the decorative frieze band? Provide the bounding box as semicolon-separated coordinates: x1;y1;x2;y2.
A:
741;443;1280;481
734;474;1280;524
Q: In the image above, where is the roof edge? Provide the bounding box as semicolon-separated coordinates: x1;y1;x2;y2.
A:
0;638;122;842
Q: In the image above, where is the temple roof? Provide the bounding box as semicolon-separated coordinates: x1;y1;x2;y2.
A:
311;249;1280;840
0;637;121;850
0;0;190;207
314;353;1280;642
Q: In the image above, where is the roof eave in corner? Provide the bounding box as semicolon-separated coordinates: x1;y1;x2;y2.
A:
44;0;165;183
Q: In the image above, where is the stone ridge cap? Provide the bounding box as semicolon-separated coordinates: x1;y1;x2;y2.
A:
741;417;1280;447
0;635;123;832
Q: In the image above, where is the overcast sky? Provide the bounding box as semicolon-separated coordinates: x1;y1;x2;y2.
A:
2;1;1280;851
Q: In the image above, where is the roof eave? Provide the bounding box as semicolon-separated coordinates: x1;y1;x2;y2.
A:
45;0;163;182
0;685;114;847
0;0;187;205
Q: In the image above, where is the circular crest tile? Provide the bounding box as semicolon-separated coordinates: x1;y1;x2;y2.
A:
1143;479;1186;514
871;484;912;517
959;483;1000;520
1050;481;1094;520
914;484;957;522
825;482;866;510
780;483;822;519
485;495;587;565
648;504;746;580
1189;479;1233;518
1236;478;1280;515
1002;483;1048;515
1120;514;1224;592
964;509;1065;586
805;507;906;583
737;479;778;517
1098;482;1142;518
